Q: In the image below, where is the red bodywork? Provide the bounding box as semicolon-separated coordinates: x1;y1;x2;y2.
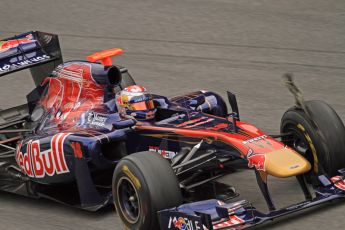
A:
137;121;283;158
0;34;36;53
39;63;105;129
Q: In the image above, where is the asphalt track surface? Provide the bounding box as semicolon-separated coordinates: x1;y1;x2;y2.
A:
0;0;345;229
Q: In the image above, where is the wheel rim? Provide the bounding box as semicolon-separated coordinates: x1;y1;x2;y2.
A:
117;177;141;224
283;125;312;162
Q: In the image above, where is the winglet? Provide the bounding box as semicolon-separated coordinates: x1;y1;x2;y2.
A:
86;48;123;66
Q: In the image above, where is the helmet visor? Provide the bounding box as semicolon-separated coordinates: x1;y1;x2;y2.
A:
130;100;155;110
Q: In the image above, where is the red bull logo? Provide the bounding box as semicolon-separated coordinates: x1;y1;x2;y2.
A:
0;34;36;53
15;133;71;178
149;146;177;159
247;148;266;171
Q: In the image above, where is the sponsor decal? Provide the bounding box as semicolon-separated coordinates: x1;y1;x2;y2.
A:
246;148;266;171
0;34;36;53
149;146;178;159
289;164;300;169
331;176;345;191
174;217;187;230
213;215;245;229
286;201;311;211
87;111;107;127
71;142;83;159
0;54;51;72
168;216;202;230
242;135;267;145
15;133;70;178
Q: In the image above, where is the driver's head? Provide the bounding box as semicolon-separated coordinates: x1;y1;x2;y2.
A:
115;85;156;120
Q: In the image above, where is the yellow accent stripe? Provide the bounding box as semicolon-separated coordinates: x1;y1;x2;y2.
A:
122;165;141;189
297;124;319;173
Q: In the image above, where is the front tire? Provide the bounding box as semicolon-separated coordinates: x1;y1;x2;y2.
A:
281;100;345;177
113;151;182;230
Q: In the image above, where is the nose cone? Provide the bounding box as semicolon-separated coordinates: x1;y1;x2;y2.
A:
265;148;311;178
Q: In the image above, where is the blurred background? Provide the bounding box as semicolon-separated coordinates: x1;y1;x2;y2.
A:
0;0;344;229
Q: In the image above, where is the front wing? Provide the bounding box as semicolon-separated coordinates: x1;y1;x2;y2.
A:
158;172;345;230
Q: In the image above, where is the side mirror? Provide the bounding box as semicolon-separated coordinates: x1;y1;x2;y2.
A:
226;91;240;132
226;91;240;121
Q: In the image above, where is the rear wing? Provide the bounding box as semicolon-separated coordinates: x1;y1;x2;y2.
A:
0;31;63;85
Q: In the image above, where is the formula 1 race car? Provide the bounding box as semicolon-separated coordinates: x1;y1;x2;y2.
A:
1;31;345;230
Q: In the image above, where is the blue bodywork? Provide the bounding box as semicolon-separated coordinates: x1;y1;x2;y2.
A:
1;31;345;229
158;173;345;229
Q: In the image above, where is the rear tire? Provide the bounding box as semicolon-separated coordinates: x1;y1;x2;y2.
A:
281;100;345;177
113;151;182;230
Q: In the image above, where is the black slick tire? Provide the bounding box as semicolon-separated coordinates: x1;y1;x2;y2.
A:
113;151;182;230
281;100;345;177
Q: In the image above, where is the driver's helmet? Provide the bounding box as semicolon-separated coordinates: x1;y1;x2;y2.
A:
115;85;156;120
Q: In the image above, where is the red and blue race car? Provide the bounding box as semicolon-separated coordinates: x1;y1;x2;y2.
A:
1;31;345;230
